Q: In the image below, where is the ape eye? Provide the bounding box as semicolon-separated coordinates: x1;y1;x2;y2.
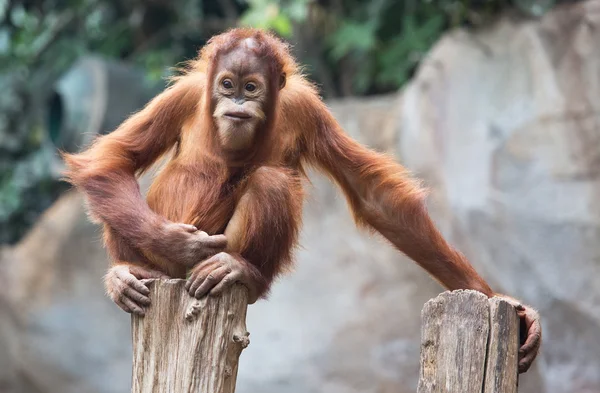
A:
222;79;233;89
245;83;256;92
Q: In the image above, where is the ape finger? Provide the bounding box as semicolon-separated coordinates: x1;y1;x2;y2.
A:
519;320;541;356
185;262;216;291
122;286;151;306
185;268;200;291
194;266;229;299
176;223;198;233
201;234;227;249
518;348;538;373
114;298;133;314
121;275;151;296
120;296;145;316
209;271;239;296
187;266;211;295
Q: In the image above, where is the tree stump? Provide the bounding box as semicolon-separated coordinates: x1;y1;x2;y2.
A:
131;279;249;393
417;290;519;393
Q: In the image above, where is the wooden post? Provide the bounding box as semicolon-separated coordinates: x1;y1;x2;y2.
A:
417;290;519;393
131;279;249;393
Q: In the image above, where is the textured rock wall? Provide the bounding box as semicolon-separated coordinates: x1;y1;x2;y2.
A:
397;1;600;392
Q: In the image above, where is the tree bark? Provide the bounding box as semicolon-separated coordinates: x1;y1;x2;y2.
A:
417;290;519;393
131;279;249;393
484;297;519;393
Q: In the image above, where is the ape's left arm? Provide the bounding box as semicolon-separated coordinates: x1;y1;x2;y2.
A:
288;78;541;373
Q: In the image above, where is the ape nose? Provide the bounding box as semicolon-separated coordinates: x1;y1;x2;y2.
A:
232;97;245;105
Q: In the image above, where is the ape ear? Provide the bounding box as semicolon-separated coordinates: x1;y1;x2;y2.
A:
279;73;286;90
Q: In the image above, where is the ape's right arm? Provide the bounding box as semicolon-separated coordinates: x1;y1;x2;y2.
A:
63;74;222;269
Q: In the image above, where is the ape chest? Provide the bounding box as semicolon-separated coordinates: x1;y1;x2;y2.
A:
146;169;238;234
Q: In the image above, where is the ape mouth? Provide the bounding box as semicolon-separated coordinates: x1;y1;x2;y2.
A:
224;111;252;120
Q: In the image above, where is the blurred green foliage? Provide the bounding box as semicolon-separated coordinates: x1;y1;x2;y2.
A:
236;0;555;96
240;0;310;37
0;0;558;97
0;0;559;244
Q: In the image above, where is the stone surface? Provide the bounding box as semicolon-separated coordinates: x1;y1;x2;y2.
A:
397;1;600;392
2;192;133;393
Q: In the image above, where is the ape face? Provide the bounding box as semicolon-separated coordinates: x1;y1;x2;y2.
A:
211;39;272;152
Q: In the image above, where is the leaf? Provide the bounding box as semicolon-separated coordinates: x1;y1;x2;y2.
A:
240;0;294;37
271;14;292;37
328;20;377;61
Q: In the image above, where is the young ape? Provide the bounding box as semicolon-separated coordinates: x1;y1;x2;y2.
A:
63;28;541;372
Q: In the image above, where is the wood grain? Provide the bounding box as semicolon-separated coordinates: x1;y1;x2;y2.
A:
417;290;490;393
131;279;249;393
483;297;519;393
417;290;520;393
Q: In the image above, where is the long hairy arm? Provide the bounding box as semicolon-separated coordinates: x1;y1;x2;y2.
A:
284;75;540;372
282;76;492;294
62;73;205;258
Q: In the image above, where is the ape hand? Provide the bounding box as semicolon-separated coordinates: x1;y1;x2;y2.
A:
159;222;227;268
104;264;168;316
185;252;262;303
496;295;542;373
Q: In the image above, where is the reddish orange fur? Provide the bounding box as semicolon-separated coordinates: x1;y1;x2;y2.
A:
62;27;492;298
